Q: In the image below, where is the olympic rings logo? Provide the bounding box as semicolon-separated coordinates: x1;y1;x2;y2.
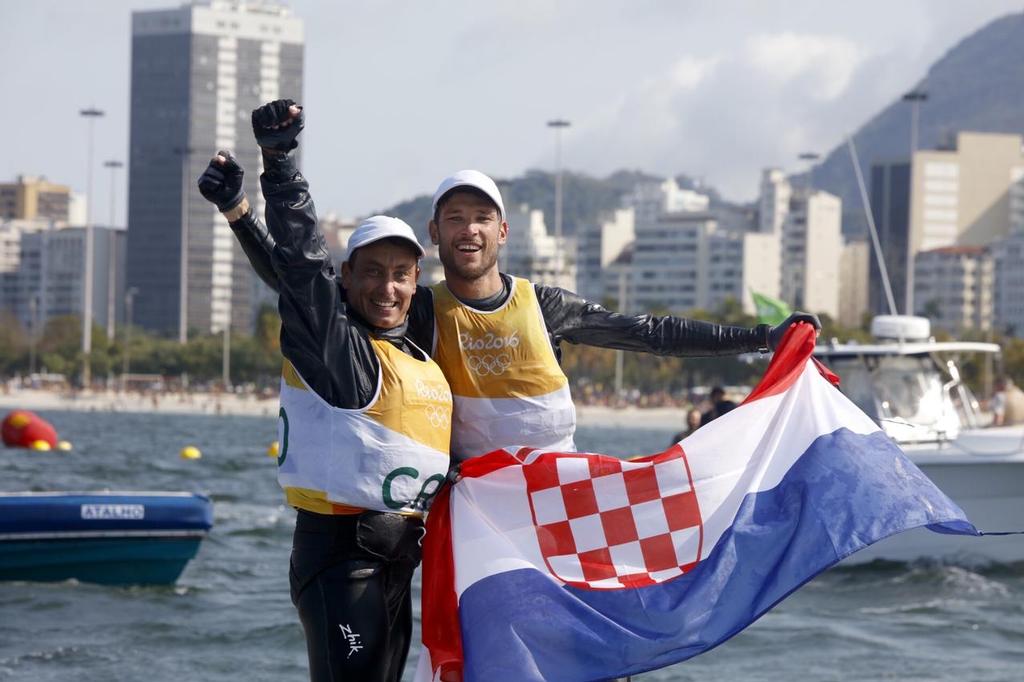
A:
467;353;512;376
424;404;450;429
415;378;452;403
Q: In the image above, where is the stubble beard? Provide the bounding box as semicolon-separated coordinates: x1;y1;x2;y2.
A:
440;243;499;283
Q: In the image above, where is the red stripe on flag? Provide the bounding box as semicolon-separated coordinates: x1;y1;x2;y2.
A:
742;323;819;404
421;484;463;681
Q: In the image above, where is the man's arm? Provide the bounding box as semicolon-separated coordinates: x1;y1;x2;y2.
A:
197;151;282;292
253;100;377;405
535;285;818;356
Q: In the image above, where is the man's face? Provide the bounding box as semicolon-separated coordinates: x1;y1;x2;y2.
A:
429;191;508;283
340;241;420;329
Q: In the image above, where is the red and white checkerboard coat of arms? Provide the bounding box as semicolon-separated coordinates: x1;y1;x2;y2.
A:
519;445;704;590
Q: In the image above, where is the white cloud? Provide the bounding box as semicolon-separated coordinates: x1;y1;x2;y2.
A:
670;55;721;90
745;32;868;101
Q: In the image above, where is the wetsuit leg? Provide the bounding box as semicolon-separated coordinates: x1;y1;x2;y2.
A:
289;510;423;682
293;557;391;681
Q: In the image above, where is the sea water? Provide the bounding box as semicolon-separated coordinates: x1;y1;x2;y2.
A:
1;411;1022;681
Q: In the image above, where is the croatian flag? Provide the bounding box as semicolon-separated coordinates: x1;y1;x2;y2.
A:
417;324;978;681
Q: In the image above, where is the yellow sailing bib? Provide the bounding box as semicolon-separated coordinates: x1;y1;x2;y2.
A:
431;277;575;459
277;338;452;516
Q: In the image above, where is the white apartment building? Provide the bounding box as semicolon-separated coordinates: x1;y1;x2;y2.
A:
576;208;634;303
838;239;870;328
913;246;993;333
500;203;576;291
910;132;1024;252
627;180;777;316
0;221;126;333
758;168;791;234
761;169;842;319
992;231;1024;336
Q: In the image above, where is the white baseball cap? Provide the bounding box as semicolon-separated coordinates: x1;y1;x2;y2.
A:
431;170;506;219
346;215;425;259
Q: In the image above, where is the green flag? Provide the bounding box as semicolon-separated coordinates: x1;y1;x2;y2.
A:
750;290;791;326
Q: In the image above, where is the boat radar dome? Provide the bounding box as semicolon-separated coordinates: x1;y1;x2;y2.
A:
870;315;932;342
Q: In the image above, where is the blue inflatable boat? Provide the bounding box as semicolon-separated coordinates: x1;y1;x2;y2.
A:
0;491;214;585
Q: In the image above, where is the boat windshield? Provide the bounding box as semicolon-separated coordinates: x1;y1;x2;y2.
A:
823;354;960;442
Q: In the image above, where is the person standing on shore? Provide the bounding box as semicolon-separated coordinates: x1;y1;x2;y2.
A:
199;101;451;682
211;100;821;463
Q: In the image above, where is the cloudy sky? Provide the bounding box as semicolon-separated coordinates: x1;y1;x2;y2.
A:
1;1;1020;223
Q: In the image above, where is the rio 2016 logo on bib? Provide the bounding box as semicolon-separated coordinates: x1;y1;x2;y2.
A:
459;330;519;351
460;330;518;376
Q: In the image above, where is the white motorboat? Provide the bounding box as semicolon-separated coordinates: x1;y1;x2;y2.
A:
814;315;1024;564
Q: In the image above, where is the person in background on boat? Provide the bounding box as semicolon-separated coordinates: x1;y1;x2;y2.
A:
700;386;737;427
670;407;703;444
197;100;451;682
992;376;1024;426
218;100;822;463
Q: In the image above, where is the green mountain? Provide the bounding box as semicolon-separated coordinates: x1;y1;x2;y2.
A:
379;168;720;244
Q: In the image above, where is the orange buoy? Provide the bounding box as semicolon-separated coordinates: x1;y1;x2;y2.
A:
2;410;59;449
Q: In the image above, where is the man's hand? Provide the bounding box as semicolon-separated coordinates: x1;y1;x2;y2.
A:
251;99;304;152
767;312;821;351
197;150;245;212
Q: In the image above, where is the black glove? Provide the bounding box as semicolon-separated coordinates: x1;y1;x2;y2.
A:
768;312;821;351
251;98;304;152
197;150;245;212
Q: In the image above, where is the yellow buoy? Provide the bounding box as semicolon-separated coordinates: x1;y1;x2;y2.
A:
266;441;280;458
9;413;31;429
57;440;73;452
180;445;202;460
30;440;52;451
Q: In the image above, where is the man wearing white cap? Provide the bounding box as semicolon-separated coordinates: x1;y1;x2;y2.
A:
198;100;452;682
425;170;819;460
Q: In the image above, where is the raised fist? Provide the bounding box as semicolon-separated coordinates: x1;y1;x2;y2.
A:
251;98;304;152
197;150;245;212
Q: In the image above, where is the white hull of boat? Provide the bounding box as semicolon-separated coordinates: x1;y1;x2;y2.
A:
842;427;1024;565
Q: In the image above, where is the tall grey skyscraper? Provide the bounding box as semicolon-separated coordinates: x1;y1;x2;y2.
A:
126;0;303;339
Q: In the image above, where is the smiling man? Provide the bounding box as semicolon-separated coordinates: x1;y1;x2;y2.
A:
198;101;452;682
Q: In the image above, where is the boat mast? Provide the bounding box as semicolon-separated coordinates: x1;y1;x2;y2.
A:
847;136;899;317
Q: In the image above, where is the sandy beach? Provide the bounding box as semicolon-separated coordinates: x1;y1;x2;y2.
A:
0;388;685;429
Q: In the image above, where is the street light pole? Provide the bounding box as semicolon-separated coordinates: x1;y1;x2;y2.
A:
174;147;197;344
902;90;928;317
80;106;104;389
222;324;231;391
797;151;820;191
103;160;123;343
547;119;571;242
28;295;38;377
122;287;138;393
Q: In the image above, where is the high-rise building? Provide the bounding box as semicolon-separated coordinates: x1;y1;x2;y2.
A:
870;131;1024;318
992;231;1024;336
575;208;634;304
759;170;841;319
0;221;125;333
126;0;303;339
838;239;869;329
913;246;993;334
500;203;577;291
0;176;71;222
626;180;775;316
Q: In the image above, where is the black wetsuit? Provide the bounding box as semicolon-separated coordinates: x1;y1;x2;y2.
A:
258;153;434;682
